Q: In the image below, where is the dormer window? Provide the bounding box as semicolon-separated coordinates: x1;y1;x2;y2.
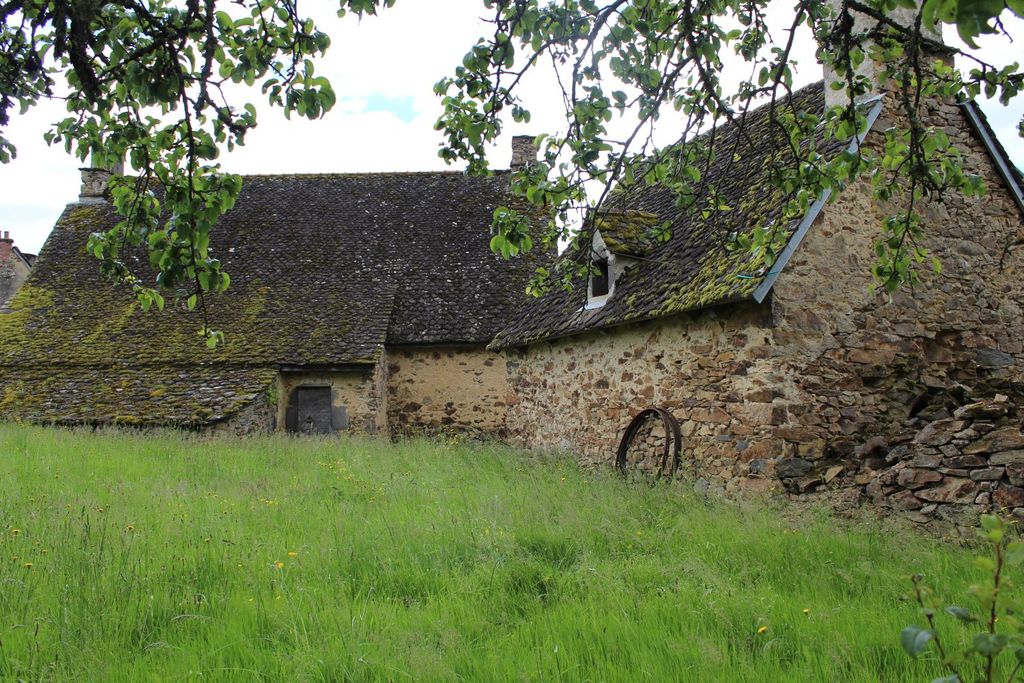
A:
584;211;657;310
591;257;610;297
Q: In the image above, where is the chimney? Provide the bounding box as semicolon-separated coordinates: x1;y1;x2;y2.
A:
822;1;943;110
79;156;124;203
510;135;538;172
0;231;12;263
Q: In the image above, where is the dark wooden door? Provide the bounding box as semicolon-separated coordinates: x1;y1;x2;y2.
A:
293;387;332;434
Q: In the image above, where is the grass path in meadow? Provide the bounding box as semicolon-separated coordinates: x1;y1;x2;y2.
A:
0;424;988;681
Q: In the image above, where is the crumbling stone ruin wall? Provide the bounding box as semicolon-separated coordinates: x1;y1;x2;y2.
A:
506;96;1024;513
786;395;1024;529
764;96;1024;492
386;346;511;436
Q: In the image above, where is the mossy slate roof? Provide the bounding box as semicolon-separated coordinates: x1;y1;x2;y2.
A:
0;171;537;426
491;83;836;349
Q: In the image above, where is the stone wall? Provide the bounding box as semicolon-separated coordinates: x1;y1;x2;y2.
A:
765;96;1024;481
780;395;1024;530
276;364;384;435
213;388;276;436
506;95;1024;505
0;250;30;311
505;304;780;492
386;345;511;436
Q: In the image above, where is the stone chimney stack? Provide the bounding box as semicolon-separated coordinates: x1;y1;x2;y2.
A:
510;135;538;172
0;231;12;262
822;0;943;110
79;156;124;203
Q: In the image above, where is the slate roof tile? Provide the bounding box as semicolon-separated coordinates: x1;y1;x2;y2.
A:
0;170;537;425
491;82;837;349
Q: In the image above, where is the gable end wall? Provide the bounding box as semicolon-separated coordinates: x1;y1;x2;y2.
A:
505;95;1024;494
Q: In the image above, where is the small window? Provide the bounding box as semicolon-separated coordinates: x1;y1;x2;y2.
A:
591;258;610;297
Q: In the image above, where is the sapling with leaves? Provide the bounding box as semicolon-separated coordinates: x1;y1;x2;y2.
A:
902;514;1024;682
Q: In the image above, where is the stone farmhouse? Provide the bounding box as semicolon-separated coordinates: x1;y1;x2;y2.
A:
0;231;34;311
2;49;1024;519
0;156;544;436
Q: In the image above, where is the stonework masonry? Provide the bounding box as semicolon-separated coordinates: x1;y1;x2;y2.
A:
505;95;1024;518
0;236;30;310
386;345;511;436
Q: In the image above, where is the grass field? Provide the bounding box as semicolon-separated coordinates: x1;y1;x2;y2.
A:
0;424;996;681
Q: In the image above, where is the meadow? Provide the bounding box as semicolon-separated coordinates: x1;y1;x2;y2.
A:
0;424;996;681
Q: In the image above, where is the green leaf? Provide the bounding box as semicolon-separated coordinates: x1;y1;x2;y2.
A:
973;632;1009;656
944;606;975;622
901;626;933;658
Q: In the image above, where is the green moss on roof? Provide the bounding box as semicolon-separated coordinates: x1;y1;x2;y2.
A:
490;82;836;350
594;210;661;256
0;171;540;426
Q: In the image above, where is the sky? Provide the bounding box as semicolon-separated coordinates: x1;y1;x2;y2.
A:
0;1;1021;255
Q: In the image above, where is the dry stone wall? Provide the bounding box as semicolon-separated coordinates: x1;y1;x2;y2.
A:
780;395;1024;529
764;96;1024;495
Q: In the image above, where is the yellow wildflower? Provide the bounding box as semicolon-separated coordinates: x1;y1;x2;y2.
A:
757;626;768;634
24;562;33;569
287;551;298;558
803;609;810;616
10;529;20;536
275;561;284;569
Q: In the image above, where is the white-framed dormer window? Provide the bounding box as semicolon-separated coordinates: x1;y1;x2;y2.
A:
586;230;640;309
586;231;614;309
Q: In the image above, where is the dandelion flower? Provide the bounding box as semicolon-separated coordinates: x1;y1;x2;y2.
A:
126;525;135;532
287;551;298;557
757;626;768;634
24;562;33;569
803;608;810;616
10;529;21;536
275;561;284;569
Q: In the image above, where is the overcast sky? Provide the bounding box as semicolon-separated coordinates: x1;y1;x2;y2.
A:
1;1;1021;254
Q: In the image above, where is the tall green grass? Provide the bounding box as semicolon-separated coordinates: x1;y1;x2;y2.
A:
0;424;987;680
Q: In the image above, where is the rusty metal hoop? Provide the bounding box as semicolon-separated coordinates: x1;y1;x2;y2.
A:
615;407;683;480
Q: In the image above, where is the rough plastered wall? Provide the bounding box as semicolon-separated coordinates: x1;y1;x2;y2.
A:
507;96;1024;503
386;345;511;436
276;364;385;435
